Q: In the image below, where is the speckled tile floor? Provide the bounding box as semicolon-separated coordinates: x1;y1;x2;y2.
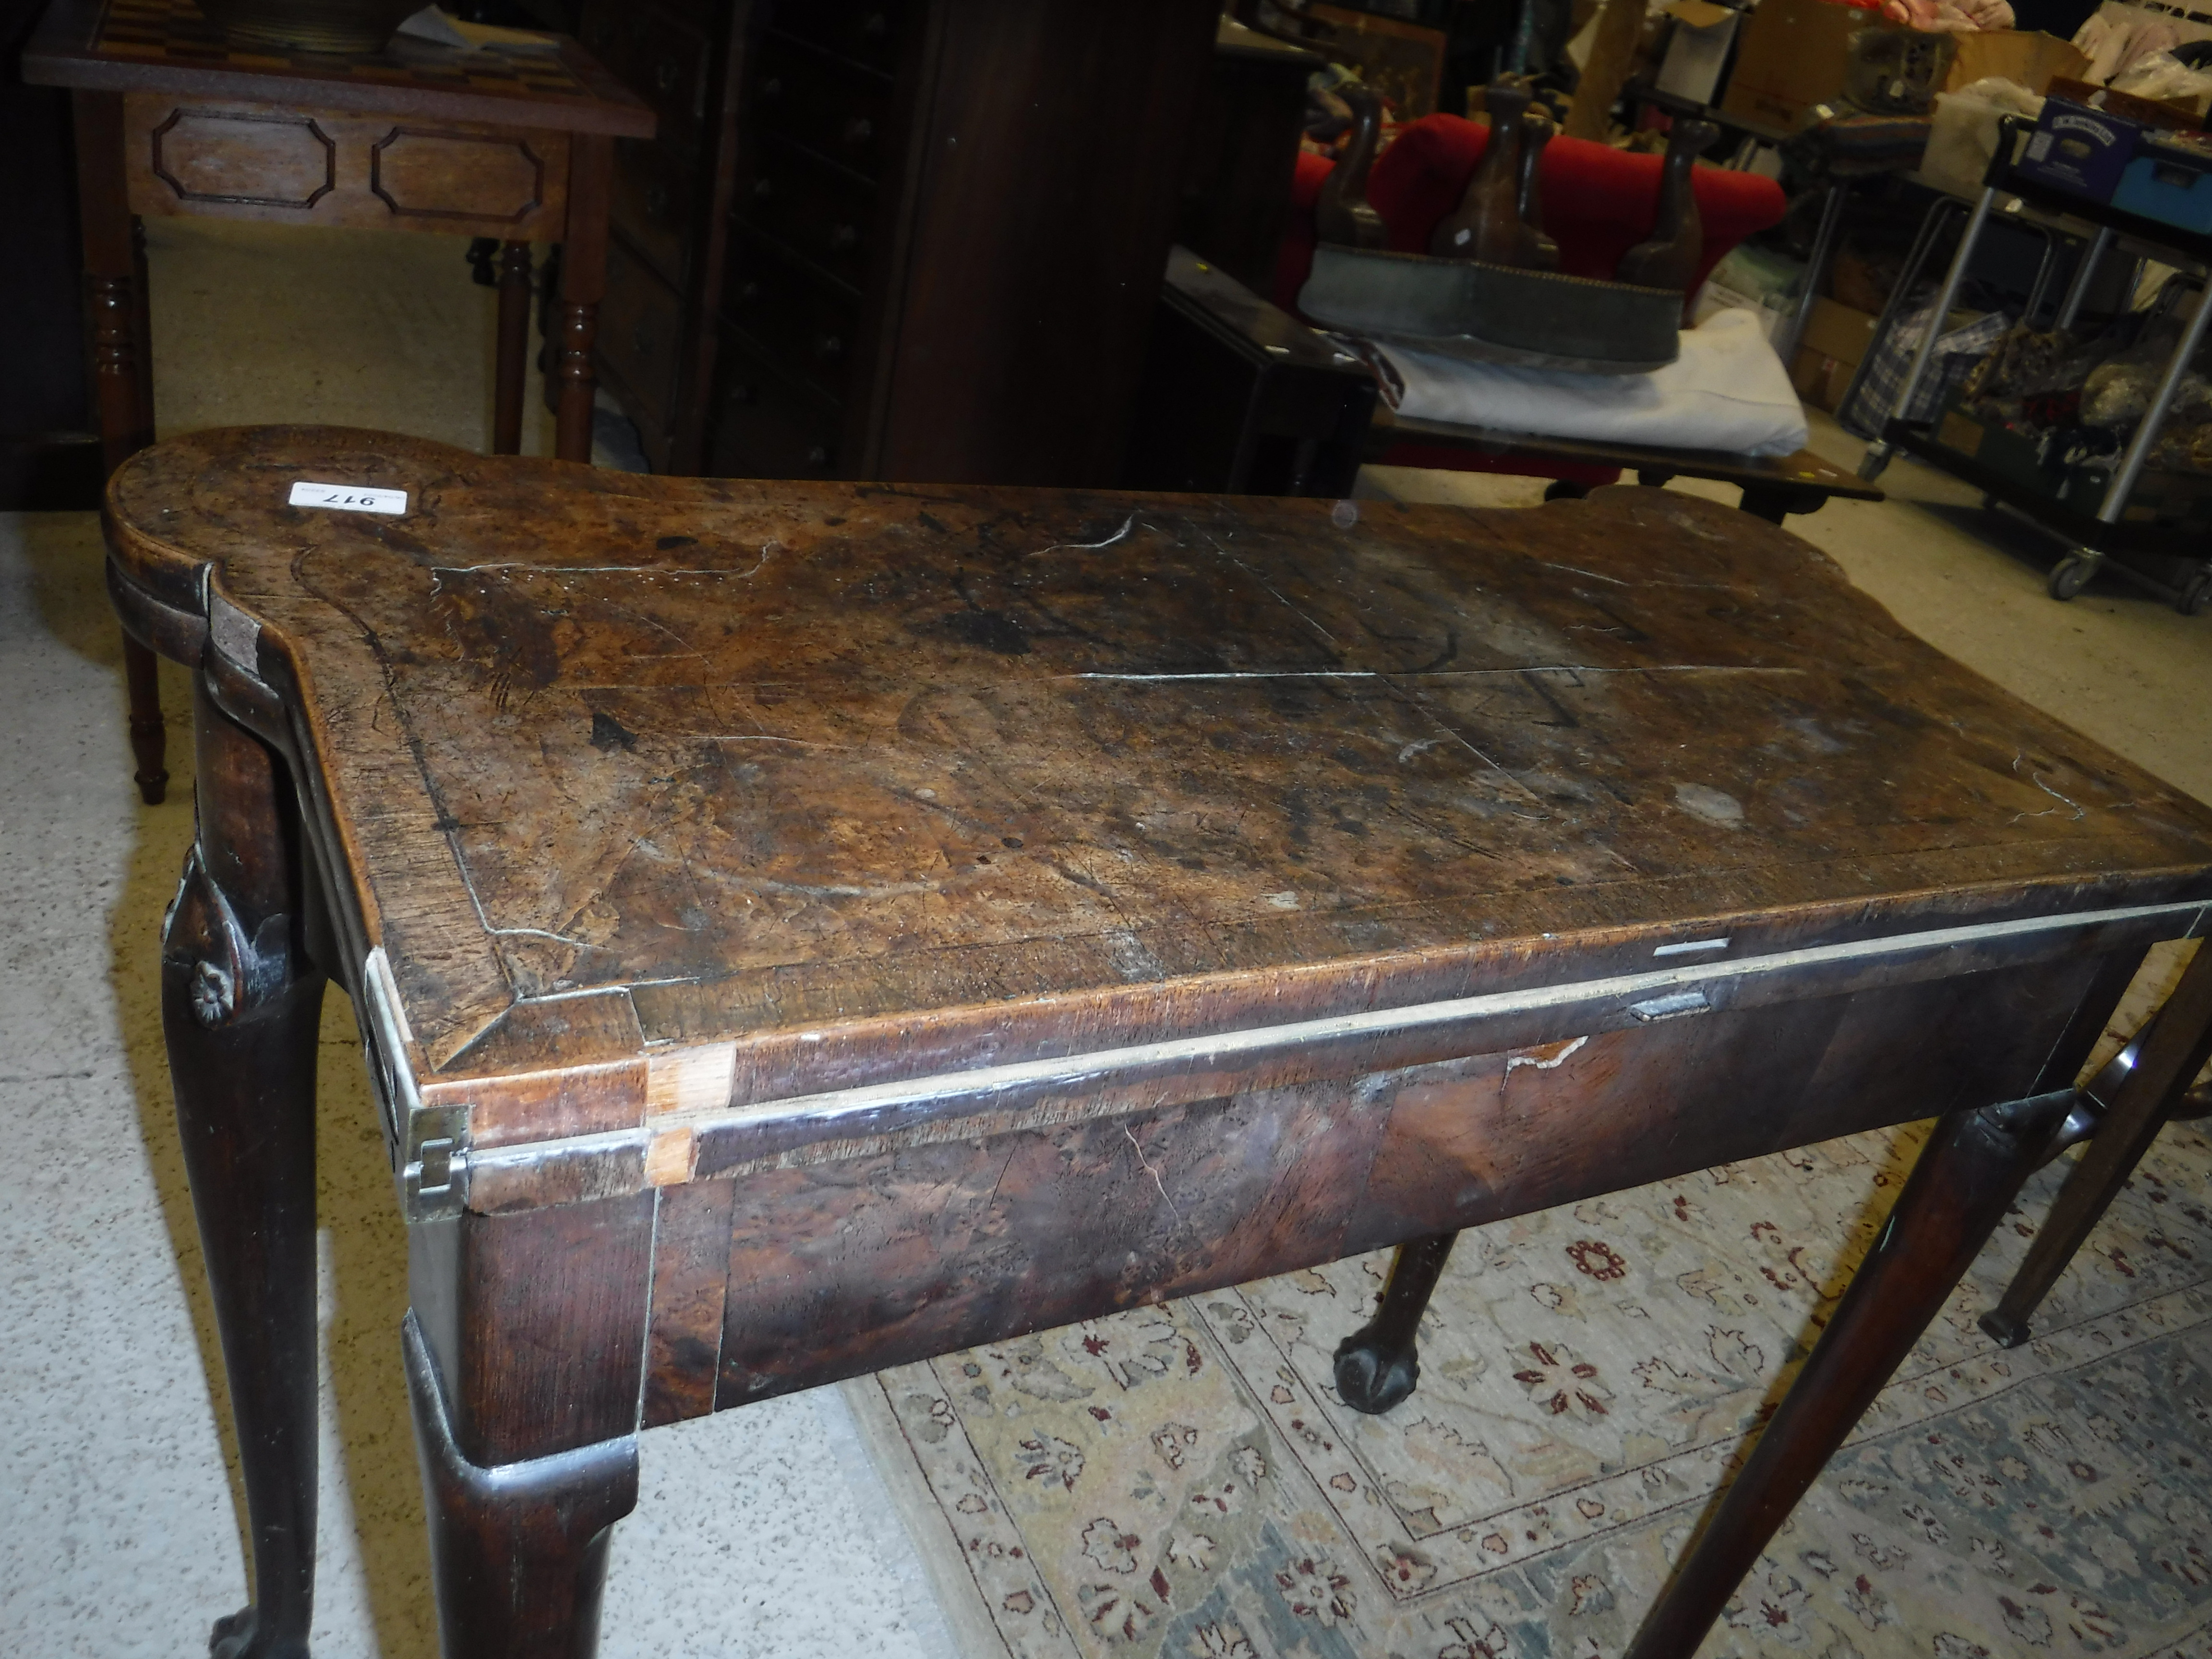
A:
3;217;2209;1658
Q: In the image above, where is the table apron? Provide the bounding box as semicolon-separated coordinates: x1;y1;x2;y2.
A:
406;939;2126;1456
426;900;2199;1216
122;93;570;240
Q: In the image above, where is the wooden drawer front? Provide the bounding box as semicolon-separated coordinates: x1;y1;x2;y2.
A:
750;36;893;179
761;0;911;76
599;240;685;429
733;143;876;289
705;331;844;479
721;232;859;401
123;97;567;239
611;138;694;288
579;0;710;158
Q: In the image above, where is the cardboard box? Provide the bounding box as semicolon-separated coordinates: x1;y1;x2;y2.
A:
1948;30;2087;96
2047;77;2198;130
1798;294;1879;368
2017;95;2145;203
1790;347;1857;413
1655;0;1742;106
1720;0;2086;132
1719;0;1871;131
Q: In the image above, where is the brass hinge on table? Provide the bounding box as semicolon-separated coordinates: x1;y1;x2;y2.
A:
403;1102;473;1220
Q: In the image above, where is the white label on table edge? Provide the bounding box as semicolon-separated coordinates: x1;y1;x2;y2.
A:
289;481;408;516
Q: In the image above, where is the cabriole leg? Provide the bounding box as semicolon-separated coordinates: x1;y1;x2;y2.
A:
1623;1089;2075;1659
404;1315;637;1659
1983;941;2212;1347
162;673;326;1657
1334;1230;1457;1415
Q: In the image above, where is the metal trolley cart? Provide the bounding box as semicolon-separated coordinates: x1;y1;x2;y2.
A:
1857;115;2212;613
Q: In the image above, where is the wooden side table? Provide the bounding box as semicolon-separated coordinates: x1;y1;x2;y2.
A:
23;0;652;805
103;426;2212;1659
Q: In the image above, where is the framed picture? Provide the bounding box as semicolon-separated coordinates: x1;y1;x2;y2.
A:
1303;3;1448;120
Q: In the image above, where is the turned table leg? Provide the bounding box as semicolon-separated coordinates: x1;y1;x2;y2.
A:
1983;940;2212;1347
74;89;167;803
1623;1088;2076;1659
162;673;326;1658
492;240;534;456
1334;1231;1457;1415
553;136;611;465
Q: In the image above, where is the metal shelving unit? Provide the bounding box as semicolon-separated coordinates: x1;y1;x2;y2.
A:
1857;115;2212;614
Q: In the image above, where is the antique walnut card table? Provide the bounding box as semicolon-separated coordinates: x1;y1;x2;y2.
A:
107;426;2212;1658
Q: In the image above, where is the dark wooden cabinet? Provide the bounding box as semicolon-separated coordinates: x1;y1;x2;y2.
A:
587;0;1221;485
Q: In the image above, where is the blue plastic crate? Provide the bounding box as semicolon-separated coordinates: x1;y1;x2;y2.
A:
2111;138;2212;234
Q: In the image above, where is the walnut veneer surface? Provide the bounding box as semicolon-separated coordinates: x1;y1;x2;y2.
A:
111;426;2212;1100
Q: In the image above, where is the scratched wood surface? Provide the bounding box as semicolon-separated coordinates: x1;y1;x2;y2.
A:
106;427;2212;1136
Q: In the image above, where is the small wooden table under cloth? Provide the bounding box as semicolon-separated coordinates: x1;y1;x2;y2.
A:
23;0;653;807
106;425;2212;1659
1366;404;1887;525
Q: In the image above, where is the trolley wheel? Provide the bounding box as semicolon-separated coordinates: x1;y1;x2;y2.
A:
1542;479;1588;503
1856;446;1891;482
2047;554;2096;601
2177;571;2212;616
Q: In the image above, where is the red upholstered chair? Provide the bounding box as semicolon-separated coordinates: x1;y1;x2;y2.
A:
1273;115;1790;488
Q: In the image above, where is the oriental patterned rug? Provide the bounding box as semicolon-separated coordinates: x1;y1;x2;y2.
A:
848;959;2212;1659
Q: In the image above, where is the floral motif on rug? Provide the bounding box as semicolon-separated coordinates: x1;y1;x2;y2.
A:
849;1115;2212;1659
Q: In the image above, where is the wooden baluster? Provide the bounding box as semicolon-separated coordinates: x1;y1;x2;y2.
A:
1431;81;1539;266
1616;118;1718;290
493;240;534;456
1517;108;1559;272
553;138;611;465
73;89;168;802
1315;84;1387;250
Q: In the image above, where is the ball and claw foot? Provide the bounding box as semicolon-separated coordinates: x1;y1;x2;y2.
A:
1977;1309;2031;1349
211;1605;308;1659
1334;1324;1420;1415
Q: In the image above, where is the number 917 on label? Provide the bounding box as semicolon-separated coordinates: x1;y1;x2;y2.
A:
288;481;409;516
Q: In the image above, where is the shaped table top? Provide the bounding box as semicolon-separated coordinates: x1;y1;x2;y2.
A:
104;427;2212;1164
